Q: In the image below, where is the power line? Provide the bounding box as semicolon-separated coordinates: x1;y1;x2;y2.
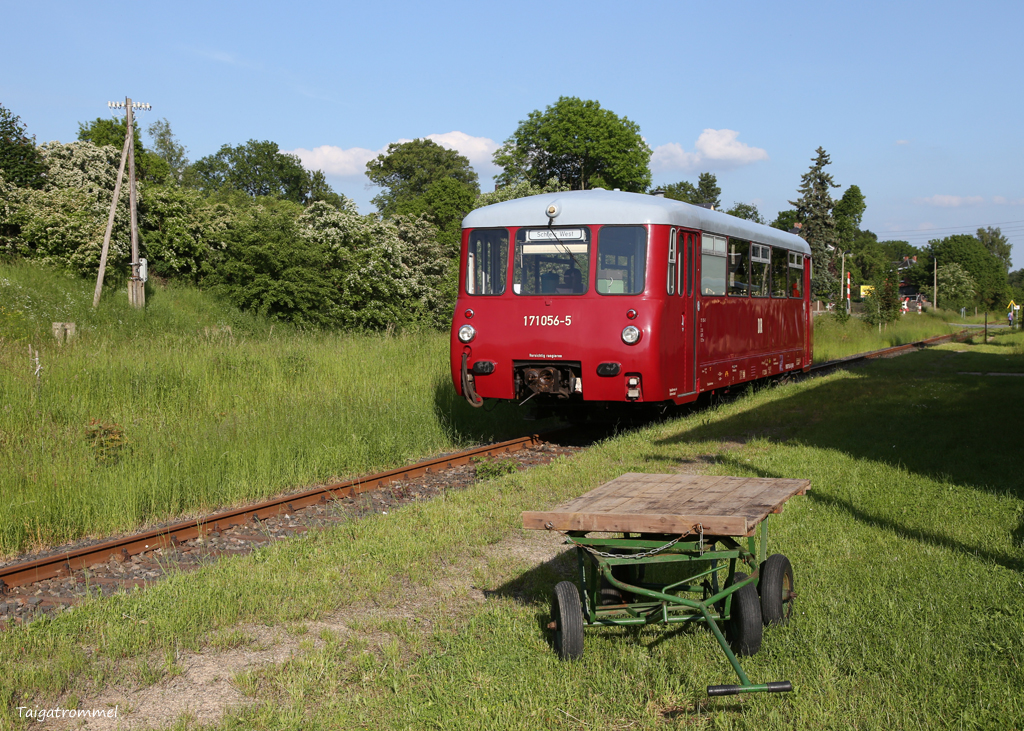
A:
875;218;1024;236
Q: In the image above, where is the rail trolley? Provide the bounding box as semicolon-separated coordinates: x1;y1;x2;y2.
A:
451;190;812;416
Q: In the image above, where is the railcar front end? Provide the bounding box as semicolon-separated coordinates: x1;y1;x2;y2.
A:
450;190;811;415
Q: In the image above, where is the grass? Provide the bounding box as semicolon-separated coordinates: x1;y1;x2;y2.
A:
0;261;532;556
0;260;986;555
812;310;959;363
2;328;1022;729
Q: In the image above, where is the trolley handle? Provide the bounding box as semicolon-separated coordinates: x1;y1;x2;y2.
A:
707;681;792;696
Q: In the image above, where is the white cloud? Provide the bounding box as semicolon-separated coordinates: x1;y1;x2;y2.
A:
994;196;1024;205
422;131;498;170
651;129;768;173
896;139;910;145
287;132;498;179
288;145;381;177
651;143;700;172
916;194;985;208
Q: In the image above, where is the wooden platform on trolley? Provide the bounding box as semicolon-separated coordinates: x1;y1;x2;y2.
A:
522;473;811;538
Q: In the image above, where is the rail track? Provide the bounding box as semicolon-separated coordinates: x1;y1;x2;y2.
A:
0;328;972;623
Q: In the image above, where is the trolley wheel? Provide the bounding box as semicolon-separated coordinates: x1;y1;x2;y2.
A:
551;581;584;661
725;572;762;656
758;554;795;627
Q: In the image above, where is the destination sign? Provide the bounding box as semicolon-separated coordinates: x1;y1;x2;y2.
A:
526;229;585;241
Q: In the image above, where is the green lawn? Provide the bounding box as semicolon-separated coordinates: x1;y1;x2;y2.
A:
3;329;1022;730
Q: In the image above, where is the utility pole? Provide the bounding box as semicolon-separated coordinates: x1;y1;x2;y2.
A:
92;97;150;309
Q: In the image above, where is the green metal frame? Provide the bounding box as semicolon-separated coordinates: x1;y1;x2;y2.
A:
565;515;790;696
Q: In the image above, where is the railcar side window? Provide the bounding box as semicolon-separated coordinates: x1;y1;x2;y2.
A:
788;252;804;298
597;226;647;295
749;244;770;297
700;234;727;296
466;229;508;295
513;227;591;295
728;240;750;297
770;246;788;297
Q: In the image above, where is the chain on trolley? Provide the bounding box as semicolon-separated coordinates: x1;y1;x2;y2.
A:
548;523;706;559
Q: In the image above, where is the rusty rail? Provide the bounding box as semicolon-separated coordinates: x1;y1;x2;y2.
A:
0;432;556;591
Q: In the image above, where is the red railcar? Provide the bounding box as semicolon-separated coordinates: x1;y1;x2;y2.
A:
450;190;812;416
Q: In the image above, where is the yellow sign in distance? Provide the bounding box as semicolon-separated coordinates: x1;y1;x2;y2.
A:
860;285;875;297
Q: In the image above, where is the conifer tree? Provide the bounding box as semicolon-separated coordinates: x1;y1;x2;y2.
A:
789;147;840;298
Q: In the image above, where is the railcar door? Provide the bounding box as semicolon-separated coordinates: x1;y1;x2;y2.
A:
661;228;686;399
663;228;697;401
680;230;697;396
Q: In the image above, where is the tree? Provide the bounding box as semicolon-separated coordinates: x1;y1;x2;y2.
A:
725;202;764;224
365;139;478;218
77;116;169;184
147;118;189;184
921;263;975;311
833;184;865;250
928;233;1006;309
187;139;334;205
863;269;902;326
664;173;721;209
662;180;697;203
976;226;1011;271
473;178;570;209
204;200;335;328
770;210;799;232
789;147;840;298
10;141;133;274
0;104;45;189
493;97;651;192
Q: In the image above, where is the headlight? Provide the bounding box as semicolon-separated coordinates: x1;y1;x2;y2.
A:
458;324;476;343
621;325;641;345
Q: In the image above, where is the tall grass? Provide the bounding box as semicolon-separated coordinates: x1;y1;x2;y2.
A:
2;331;1022;729
812;310;957;363
0;262;524;556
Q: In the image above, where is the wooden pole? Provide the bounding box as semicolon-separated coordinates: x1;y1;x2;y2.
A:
92;131;132;308
126;98;144;309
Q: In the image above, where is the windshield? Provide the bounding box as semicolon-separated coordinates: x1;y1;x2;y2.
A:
596;226;647;295
513;227;591;295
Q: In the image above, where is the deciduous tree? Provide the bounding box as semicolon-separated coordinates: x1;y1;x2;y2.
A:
147;118;190;184
976;226;1012;271
188;139;334;205
365;139;478;218
493;97;651;192
0;104;45;189
725;202;764;223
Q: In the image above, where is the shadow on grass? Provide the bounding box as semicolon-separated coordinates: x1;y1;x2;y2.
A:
430;373;544;444
653;348;1024;501
710;454;1024;574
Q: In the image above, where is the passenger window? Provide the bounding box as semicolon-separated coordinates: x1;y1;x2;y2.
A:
749;244;770;297
728;240;750;297
700;234;727;296
513;227;590;295
466;229;508;295
788;252;804;298
597;226;647;295
770;247;788;297
667;229;677;295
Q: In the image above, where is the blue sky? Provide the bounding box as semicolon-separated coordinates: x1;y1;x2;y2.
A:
4;0;1023;267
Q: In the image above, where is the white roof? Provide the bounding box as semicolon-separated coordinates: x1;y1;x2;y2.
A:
463;189;811;255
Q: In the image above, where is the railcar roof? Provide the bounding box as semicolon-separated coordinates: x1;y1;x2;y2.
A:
463;189;811;255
